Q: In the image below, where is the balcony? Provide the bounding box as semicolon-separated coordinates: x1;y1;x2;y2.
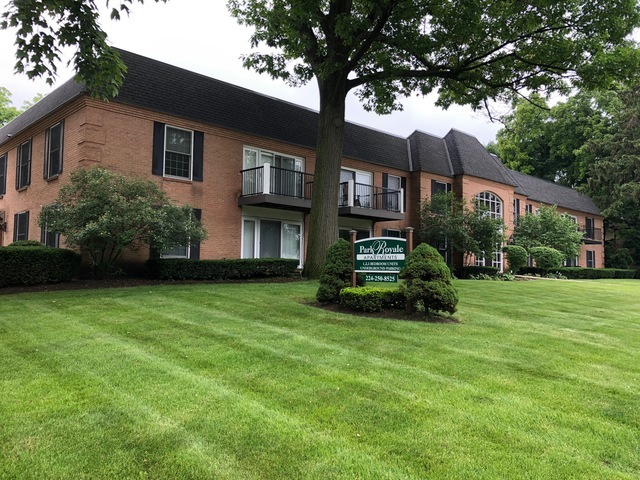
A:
580;226;602;244
238;166;404;221
338;181;404;221
238;164;313;212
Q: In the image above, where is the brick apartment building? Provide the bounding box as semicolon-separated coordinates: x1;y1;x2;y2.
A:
0;49;604;270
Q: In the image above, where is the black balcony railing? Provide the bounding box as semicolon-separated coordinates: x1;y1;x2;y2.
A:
339;182;403;212
240;166;403;214
242;165;313;199
580;226;602;241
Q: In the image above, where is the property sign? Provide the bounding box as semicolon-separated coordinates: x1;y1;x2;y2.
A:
354;237;407;273
364;273;399;283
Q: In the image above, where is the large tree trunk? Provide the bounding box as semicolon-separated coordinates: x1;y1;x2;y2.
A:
303;76;348;278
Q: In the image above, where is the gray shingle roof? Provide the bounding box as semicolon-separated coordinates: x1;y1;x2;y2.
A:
111;49;410;170
0;77;85;144
508;169;601;215
407;130;452;176
444;129;519;187
0;49;600;216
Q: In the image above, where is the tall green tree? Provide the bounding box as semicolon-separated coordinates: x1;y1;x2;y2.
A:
39;167;207;278
492;91;620;187
512;205;584;260
586;84;640;265
0;87;20;127
4;1;640;276
419;192;505;267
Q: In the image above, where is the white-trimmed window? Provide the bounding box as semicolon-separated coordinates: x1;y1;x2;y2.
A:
161;245;190;259
340;168;373;207
243;217;303;266
164;126;193;179
475;191;503;270
525;204;533;215
243;147;305;197
44;122;64;179
586;250;596;268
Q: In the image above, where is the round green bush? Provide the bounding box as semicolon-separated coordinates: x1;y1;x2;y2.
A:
502;245;528;273
400;243;458;316
316;239;363;303
8;240;44;247
529;246;564;270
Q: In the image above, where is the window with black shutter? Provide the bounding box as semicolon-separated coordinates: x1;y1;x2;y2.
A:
16;140;31;189
44;122;64;179
0;153;6;195
152;122;204;181
13;211;29;242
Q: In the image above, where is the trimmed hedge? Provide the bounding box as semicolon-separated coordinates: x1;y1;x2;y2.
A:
340;287;405;313
459;265;499;279
519;267;636;279
146;258;299;280
0;246;81;287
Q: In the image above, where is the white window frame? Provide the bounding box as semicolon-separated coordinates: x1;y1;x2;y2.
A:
164;125;194;180
44;122;64;179
475;192;504;271
161;245;191;259
16;139;31;190
242;216;304;267
14;211;29;242
243;146;304;171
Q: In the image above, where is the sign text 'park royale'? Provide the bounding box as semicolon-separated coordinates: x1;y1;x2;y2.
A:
354;238;407;274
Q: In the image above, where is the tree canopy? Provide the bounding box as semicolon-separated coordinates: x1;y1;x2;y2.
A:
512;205;584;260
418;192;505;267
39;167;206;278
490;91;620;187
0;87;21;127
4;0;640;276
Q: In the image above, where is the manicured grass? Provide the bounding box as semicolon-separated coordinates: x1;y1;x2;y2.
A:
1;279;639;479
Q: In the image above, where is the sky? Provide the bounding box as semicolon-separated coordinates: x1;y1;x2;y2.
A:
0;0;503;145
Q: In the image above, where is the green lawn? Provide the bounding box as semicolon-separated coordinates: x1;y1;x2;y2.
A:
1;279;639;479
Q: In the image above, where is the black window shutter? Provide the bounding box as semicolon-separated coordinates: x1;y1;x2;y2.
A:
401;176;407;212
24;211;29;240
382;173;389;209
15;152;19;190
447;182;452;193
0;154;6;195
13;213;18;242
189;209;202;260
192;131;204;182
40;225;46;244
382;228;388;236
58;120;65;175
152;122;165;176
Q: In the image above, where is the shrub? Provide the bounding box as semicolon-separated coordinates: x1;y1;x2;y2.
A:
316;239;363;304
459;265;499;279
7;240;45;247
146;258;299;280
400;243;458;315
0;246;81;287
516;267;636;279
502;245;528;273
339;287;405;313
529;246;564;270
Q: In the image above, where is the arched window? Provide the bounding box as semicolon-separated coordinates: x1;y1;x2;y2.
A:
475;191;503;219
474;192;504;270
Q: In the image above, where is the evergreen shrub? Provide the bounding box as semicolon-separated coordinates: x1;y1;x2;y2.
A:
529;246;564;270
339;287;405;313
400;243;458;315
502;245;528;273
459;265;499;278
0;246;81;287
146;258;298;280
316;239;363;303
